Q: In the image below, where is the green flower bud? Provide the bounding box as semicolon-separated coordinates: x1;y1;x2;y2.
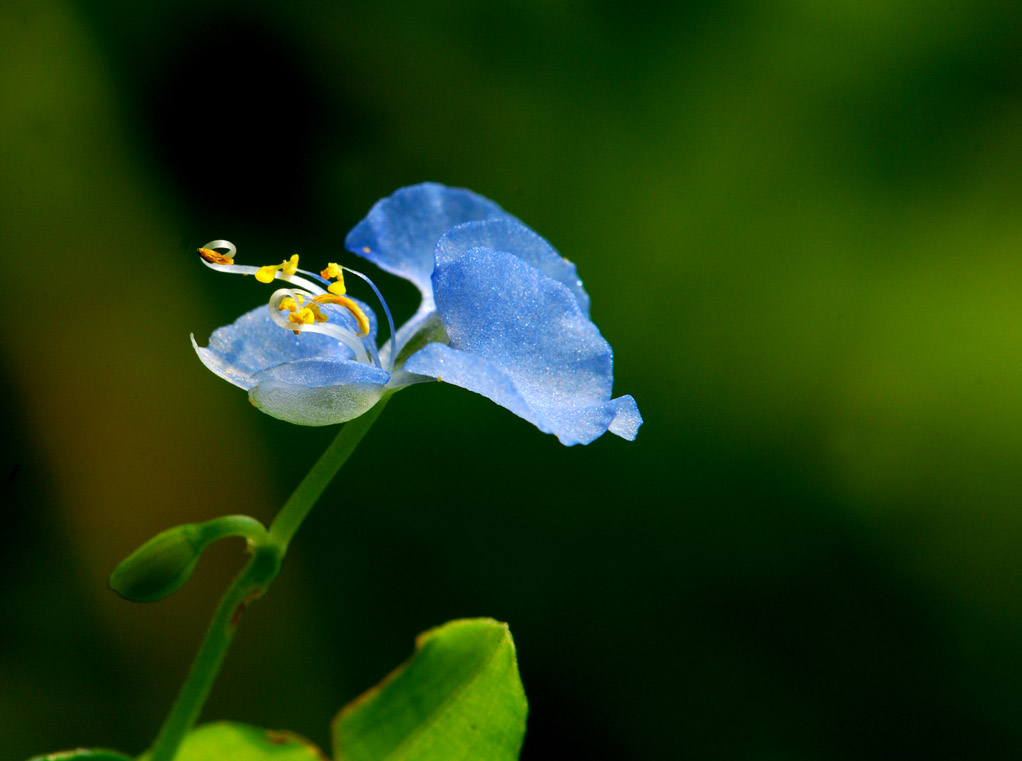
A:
109;524;204;603
109;515;268;603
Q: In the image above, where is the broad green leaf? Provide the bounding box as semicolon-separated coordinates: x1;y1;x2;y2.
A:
139;722;326;761
332;618;527;761
26;751;131;761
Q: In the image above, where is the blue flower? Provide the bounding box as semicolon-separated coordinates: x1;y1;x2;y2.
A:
193;183;641;445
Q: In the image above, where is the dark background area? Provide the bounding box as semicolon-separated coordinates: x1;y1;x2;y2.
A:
3;1;1022;759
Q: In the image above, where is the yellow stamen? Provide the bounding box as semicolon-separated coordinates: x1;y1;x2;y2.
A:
289;307;317;327
320;263;347;295
314;293;370;337
278;292;330;335
285;305;315;335
198;247;234;265
256;254;301;284
278;294;303;312
305;302;329;323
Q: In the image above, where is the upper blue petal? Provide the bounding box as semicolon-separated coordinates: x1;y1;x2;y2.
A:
345;182;518;301
436;219;591;318
403;246;641;445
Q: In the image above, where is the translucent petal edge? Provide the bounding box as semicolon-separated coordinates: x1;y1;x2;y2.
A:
191;333;257;390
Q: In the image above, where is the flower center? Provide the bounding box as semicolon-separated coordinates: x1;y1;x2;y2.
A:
197;240;396;372
276;292;370;338
278;294;328;334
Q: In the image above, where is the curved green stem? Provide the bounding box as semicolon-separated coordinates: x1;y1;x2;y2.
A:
147;393;392;761
197;515;269;545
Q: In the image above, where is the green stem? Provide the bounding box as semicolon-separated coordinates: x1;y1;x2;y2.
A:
196;515;269;545
147;546;278;761
147;393;392;761
268;393;392;550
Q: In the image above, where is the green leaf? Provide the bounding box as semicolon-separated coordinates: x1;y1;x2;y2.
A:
332;618;528;761
138;722;327;761
26;751;132;761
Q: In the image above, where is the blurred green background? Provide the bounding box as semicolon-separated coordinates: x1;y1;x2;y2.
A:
2;0;1022;758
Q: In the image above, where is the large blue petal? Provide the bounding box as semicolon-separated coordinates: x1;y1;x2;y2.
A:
250;358;390;426
436;219;590;317
345;183;517;301
192;300;377;391
404;247;641;445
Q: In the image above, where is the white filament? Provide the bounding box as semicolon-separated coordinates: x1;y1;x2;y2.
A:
340;264;398;372
199;241;325;293
201;239;237;258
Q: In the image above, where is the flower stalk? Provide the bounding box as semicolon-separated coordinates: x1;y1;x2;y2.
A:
147;394;392;761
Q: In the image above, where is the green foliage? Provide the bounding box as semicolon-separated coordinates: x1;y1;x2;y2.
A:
27;619;527;761
332;618;527;761
26;752;132;761
140;722;325;761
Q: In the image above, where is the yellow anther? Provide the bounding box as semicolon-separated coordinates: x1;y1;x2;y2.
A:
305;302;328;323
314;293;370;337
279;293;329;335
289;307;317;327
198;247;234;265
321;262;343;280
285;305;317;335
278;295;302;312
362;246;371;253
255;266;276;283
255;254;301;284
320;262;347;295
